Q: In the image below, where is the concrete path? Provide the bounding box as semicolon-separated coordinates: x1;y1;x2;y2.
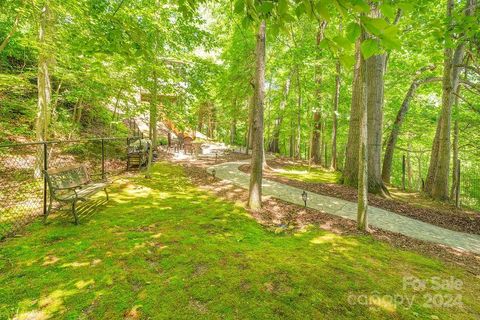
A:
208;160;480;254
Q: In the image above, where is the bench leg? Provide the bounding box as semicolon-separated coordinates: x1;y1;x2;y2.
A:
104;188;109;201
72;201;79;225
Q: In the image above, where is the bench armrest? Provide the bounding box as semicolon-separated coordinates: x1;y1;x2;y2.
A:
54;185;82;191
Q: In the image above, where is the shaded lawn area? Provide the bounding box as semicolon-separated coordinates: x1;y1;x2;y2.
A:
1;163;479;319
276;165;342;184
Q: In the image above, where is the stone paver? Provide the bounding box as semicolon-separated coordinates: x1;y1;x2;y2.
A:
208;160;480;254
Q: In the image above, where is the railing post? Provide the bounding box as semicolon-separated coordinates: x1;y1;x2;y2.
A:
43;142;48;218
101;138;106;180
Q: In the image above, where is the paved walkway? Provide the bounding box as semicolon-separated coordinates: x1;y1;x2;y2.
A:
208;160;480;254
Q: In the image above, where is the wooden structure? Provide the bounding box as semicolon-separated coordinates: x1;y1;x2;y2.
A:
127;138;150;170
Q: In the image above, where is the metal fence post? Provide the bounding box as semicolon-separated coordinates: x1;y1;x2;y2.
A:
402;154;406;190
43;142;48;218
101;138;106;180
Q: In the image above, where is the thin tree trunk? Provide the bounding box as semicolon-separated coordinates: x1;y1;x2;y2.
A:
269;74;292;153
382;75;441;184
246;96;254;154
197;102;204;133
0;12;20;53
295;68;302;159
310;21;327;164
230;118;237;145
407;142;413;189
331;60;340;170
296;111;301;159
146;69;158;179
418;155;423;191
289;118;294;158
248;20;266;210
450;92;460;199
344;37;363;187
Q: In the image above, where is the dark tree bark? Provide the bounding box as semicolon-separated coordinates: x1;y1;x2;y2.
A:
248;20;266;210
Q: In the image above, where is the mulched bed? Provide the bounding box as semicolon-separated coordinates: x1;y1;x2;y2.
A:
181;163;480;275
239;160;480;235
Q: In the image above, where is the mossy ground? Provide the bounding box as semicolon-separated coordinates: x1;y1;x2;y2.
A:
276;165;342;184
1;162;479;319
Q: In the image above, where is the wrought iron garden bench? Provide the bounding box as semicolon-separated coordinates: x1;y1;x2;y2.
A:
43;165;109;224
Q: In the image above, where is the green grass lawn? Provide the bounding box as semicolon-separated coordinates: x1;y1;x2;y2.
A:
276;165;342;184
1;163;479;319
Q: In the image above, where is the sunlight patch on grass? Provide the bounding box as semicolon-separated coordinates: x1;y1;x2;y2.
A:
276;165;341;184
369;295;397;313
310;233;342;244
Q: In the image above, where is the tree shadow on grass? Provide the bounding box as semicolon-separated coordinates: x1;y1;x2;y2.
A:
51;198;108;225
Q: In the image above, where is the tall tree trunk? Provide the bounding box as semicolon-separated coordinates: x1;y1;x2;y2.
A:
296;111;301;158
289;118;294;158
450;92;460;199
248;20;266;210
146;70;158;179
246;96;254;154
230;118;237;145
197;102;204;133
365;6;387;196
34;3;52;178
230;98;237;145
407;142;413;189
357;28;368;231
268;74;292;153
35;3;51;142
295;68;302;158
331;60;340;170
426;0;472;200
310;21;327;164
344;37;363;187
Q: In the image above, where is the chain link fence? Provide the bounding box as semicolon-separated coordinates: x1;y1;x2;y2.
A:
0;137;132;239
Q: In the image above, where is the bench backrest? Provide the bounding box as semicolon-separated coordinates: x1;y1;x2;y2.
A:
45;165;90;190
